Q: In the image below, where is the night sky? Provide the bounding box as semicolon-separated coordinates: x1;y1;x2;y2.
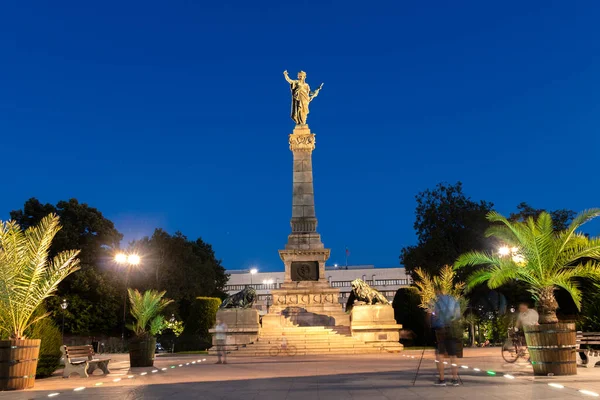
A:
1;1;599;272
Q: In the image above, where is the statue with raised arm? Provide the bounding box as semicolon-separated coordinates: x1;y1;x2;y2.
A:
283;70;324;125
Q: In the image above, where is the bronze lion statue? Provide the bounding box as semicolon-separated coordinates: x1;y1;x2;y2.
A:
220;287;257;309
346;278;390;312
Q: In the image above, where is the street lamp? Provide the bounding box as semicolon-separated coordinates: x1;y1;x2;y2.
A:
250;268;258;286
115;252;142;346
60;299;68;343
263;279;273;313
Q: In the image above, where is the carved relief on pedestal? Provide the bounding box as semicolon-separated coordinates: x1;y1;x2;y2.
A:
289;133;316;152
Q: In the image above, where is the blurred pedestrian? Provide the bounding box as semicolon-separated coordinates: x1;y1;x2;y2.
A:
431;289;462;387
215;318;228;364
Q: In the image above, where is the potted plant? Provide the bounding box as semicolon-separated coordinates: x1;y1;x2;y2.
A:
412;265;467;357
455;210;600;375
0;214;80;390
127;289;173;367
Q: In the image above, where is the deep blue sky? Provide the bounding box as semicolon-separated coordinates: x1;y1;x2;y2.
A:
1;1;599;272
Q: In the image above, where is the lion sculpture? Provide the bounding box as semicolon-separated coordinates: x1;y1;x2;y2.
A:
346;278;390;312
219;287;256;309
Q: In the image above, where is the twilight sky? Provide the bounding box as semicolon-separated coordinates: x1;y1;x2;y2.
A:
1;1;599;272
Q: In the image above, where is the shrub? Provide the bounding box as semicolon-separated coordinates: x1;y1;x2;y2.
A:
178;297;220;351
26;315;62;378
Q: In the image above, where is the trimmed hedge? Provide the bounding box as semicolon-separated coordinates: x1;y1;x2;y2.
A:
27;316;62;378
176;297;221;351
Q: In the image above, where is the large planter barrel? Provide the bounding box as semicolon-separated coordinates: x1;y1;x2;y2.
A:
524;323;577;376
129;337;156;368
0;339;41;391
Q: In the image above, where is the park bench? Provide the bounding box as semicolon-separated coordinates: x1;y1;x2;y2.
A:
576;332;600;368
60;345;111;378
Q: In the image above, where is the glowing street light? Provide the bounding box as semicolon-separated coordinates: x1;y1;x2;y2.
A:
498;246;510;257
250;268;258;286
114;251;142;344
115;253;127;264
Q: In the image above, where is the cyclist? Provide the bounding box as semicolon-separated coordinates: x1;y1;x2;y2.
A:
516;302;539;330
281;332;288;350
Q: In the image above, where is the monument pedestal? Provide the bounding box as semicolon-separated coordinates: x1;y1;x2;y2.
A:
350;304;404;352
208;309;260;353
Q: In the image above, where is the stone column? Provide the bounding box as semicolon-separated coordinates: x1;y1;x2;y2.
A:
279;124;329;287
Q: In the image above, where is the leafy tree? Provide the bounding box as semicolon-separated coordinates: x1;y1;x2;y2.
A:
510;202;576;231
455;210;600;324
130;229;228;318
400;182;494;280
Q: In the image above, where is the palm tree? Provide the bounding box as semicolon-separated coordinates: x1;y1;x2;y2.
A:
127;289;173;338
455;209;600;324
412;265;465;311
0;214;80;340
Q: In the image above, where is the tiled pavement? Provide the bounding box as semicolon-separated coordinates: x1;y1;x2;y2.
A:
1;348;599;399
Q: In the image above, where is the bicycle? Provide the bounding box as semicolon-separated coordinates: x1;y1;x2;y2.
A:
501;328;530;363
269;344;297;357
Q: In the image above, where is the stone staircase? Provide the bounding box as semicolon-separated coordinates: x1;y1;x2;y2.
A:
216;325;387;356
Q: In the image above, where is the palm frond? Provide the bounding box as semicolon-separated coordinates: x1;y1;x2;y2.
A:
0;214;80;339
128;289;173;337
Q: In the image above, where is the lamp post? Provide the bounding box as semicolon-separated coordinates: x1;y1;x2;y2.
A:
60;299;68;343
115;252;141;346
169;314;176;353
250;268;258;286
263;279;273;313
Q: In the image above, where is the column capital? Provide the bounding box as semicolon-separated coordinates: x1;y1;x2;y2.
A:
289;125;315;152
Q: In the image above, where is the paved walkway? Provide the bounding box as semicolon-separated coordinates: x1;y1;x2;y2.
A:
1;348;599;399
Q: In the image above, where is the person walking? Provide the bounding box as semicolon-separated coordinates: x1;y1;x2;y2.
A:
431;290;462;387
215;318;228;364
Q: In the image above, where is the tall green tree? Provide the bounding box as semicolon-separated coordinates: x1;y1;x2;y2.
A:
400;182;494;279
455;210;600;324
10;198;123;335
130;229;228;323
509;202;576;231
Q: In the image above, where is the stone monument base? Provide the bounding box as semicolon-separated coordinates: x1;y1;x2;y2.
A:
350;304;404;352
266;286;349;327
208;308;260;353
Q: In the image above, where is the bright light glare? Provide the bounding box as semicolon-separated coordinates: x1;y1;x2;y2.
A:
140;372;147;376
115;253;127;263
250;268;258;274
461;365;469;369
48;394;60;397
127;375;134;379
162;367;168;370
548;383;564;389
498;247;510;256
580;390;600;397
95;382;103;386
73;387;85;392
451;363;457;367
113;378;121;382
473;368;481;372
127;254;141;265
504;374;515;379
152;370;158;373
511;247;519;253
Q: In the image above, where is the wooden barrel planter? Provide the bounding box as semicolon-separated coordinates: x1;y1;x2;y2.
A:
129;336;156;368
524;323;577;376
0;339;41;391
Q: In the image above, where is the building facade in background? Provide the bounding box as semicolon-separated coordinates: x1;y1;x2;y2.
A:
224;265;412;315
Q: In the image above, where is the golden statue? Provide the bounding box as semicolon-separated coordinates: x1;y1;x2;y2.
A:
283;70;324;125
